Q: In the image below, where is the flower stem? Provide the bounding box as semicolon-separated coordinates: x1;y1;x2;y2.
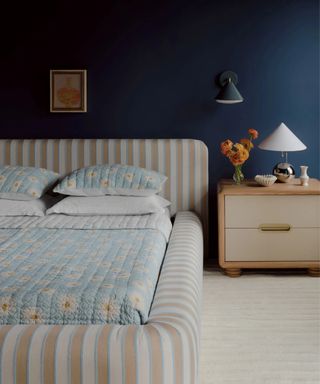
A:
233;165;244;184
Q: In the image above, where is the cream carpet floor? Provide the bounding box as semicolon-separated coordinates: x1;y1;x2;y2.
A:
200;269;320;384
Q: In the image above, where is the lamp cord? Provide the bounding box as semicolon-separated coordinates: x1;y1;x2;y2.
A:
281;151;289;163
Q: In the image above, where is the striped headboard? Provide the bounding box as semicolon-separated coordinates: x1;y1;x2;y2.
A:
0;138;208;234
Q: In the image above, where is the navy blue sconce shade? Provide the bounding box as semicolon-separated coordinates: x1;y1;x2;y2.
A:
215;71;244;104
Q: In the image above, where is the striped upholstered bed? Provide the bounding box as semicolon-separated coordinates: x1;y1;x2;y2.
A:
0;139;208;384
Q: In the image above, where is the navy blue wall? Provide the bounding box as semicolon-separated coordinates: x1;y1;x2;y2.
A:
0;0;318;259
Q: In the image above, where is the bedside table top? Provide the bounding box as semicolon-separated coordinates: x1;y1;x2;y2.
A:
218;178;320;195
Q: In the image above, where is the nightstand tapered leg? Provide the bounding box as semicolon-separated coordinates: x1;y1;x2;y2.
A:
308;268;320;277
224;268;242;277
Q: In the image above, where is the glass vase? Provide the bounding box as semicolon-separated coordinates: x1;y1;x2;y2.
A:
233;165;244;185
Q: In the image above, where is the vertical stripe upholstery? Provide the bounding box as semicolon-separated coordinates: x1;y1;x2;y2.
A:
0;138;206;384
0;213;203;384
0;139;208;223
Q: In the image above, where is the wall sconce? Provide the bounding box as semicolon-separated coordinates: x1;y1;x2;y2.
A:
258;122;307;182
215;71;244;104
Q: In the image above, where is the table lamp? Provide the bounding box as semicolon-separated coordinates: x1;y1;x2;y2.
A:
258;122;307;182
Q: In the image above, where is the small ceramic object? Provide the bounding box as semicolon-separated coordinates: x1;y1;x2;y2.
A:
299;165;309;186
254;174;277;187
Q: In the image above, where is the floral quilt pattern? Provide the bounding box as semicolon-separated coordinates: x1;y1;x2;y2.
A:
0;227;166;325
53;164;167;196
0;166;59;200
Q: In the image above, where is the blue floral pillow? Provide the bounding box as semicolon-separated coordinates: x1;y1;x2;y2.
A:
0;166;60;200
54;164;167;197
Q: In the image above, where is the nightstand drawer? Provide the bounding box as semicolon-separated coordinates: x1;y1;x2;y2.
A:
225;228;320;261
225;195;320;228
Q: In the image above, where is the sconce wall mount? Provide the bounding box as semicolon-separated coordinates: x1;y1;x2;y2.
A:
215;70;244;104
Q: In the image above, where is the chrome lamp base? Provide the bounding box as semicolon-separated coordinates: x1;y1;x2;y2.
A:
273;162;295;183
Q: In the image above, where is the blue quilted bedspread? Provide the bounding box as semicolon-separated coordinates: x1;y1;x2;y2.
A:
0;226;167;325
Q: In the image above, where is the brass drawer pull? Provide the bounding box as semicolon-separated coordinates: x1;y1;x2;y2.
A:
259;224;291;232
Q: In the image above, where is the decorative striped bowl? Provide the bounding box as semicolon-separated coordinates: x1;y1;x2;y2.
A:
254;174;277;187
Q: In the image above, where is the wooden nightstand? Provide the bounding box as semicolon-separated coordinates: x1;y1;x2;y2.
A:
218;179;320;277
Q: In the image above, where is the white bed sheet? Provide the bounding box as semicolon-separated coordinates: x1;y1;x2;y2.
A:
0;209;172;241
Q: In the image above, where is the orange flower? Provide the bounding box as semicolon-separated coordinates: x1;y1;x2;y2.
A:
220;139;233;156
248;129;258;139
240;138;253;151
220;128;258;175
229;143;249;165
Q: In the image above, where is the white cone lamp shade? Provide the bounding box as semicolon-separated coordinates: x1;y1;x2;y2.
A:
258;123;307;152
258;123;307;183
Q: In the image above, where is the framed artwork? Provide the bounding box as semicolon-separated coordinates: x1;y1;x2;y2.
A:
50;69;87;112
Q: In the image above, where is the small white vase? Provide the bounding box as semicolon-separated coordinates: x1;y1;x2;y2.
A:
300;165;309;186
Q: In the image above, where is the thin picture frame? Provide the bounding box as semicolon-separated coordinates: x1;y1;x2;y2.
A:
50;69;87;112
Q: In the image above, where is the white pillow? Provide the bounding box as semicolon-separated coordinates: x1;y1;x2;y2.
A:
47;195;171;216
0;195;61;217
